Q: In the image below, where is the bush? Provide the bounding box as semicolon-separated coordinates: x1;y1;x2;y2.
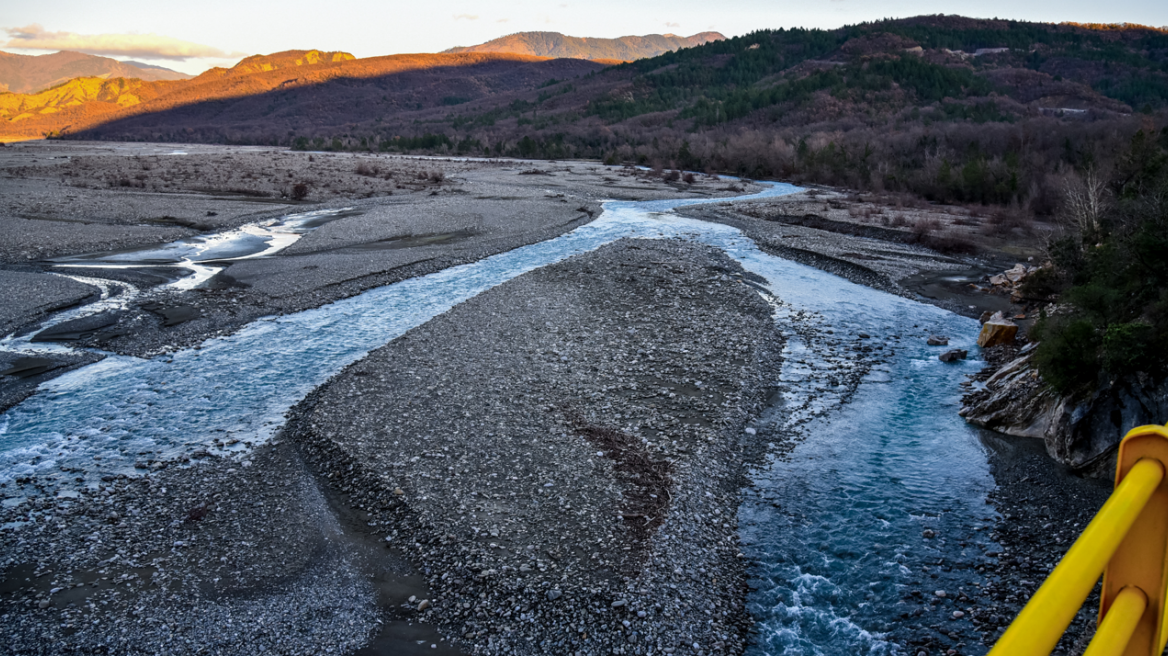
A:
1018;266;1065;300
291;183;309;201
1027;129;1168;393
1102;322;1156;376
1033;318;1102;393
354;162;379;177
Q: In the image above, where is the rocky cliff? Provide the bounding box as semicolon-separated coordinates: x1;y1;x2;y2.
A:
961;343;1168;476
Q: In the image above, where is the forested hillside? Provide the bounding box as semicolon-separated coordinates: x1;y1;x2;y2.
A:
46;15;1168;219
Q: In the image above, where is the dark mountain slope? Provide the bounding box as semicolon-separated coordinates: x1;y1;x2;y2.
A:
2;51;606;141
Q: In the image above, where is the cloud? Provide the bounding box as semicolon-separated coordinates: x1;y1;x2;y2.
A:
665;22;680;28
2;24;241;61
453;14;479;20
496;18;510;23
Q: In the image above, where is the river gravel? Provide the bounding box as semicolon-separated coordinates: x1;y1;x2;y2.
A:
286;239;788;655
0;437;383;655
0;147;1114;656
0;238;790;655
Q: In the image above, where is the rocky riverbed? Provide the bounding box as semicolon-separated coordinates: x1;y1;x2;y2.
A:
0;142;1122;656
0;143;759;414
0;238;784;655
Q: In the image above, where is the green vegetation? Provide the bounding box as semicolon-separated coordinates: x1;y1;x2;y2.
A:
576;19;1168;128
1028;128;1168;393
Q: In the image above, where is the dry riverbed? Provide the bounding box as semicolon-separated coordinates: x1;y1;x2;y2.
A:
0;142;759;412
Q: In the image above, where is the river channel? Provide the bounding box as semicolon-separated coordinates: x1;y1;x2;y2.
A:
1;182;995;654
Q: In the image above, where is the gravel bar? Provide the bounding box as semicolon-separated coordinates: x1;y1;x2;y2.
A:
285;238;785;655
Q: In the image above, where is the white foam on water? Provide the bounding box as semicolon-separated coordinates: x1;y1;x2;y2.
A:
49;207;354;290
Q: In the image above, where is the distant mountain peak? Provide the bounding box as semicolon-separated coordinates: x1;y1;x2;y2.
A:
0;50;189;94
443;31;725;62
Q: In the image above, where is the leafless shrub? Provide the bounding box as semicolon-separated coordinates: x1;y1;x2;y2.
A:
429;170;445;183
682;172;696;184
291;182;309;201
985;199;1034;236
911;217;942;240
664;169;681;182
354;162;380;177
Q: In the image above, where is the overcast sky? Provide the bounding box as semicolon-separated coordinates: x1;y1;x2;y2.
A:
4;0;1167;75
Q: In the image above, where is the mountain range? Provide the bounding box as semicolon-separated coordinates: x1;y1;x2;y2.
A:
443;31;724;61
0;48;606;141
0;51;188;94
2;17;1167;163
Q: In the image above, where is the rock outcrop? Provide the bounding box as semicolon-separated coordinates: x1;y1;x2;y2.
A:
961;343;1168;475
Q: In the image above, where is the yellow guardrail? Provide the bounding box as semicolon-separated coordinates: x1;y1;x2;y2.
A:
988;424;1168;656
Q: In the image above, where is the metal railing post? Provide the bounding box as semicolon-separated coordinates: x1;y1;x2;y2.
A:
1083;586;1149;656
986;457;1164;656
1099;424;1168;656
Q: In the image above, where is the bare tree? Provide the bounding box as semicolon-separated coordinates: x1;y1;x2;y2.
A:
1060;168;1109;238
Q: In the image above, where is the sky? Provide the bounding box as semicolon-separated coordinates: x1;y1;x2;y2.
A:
3;0;1167;75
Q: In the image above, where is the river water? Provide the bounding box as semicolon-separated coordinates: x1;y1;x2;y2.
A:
0;182;996;654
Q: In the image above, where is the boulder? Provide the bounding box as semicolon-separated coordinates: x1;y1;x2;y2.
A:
977;318;1018;347
927;335;949;346
939;349;968;362
989;274;1009;286
1005;263;1028;283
